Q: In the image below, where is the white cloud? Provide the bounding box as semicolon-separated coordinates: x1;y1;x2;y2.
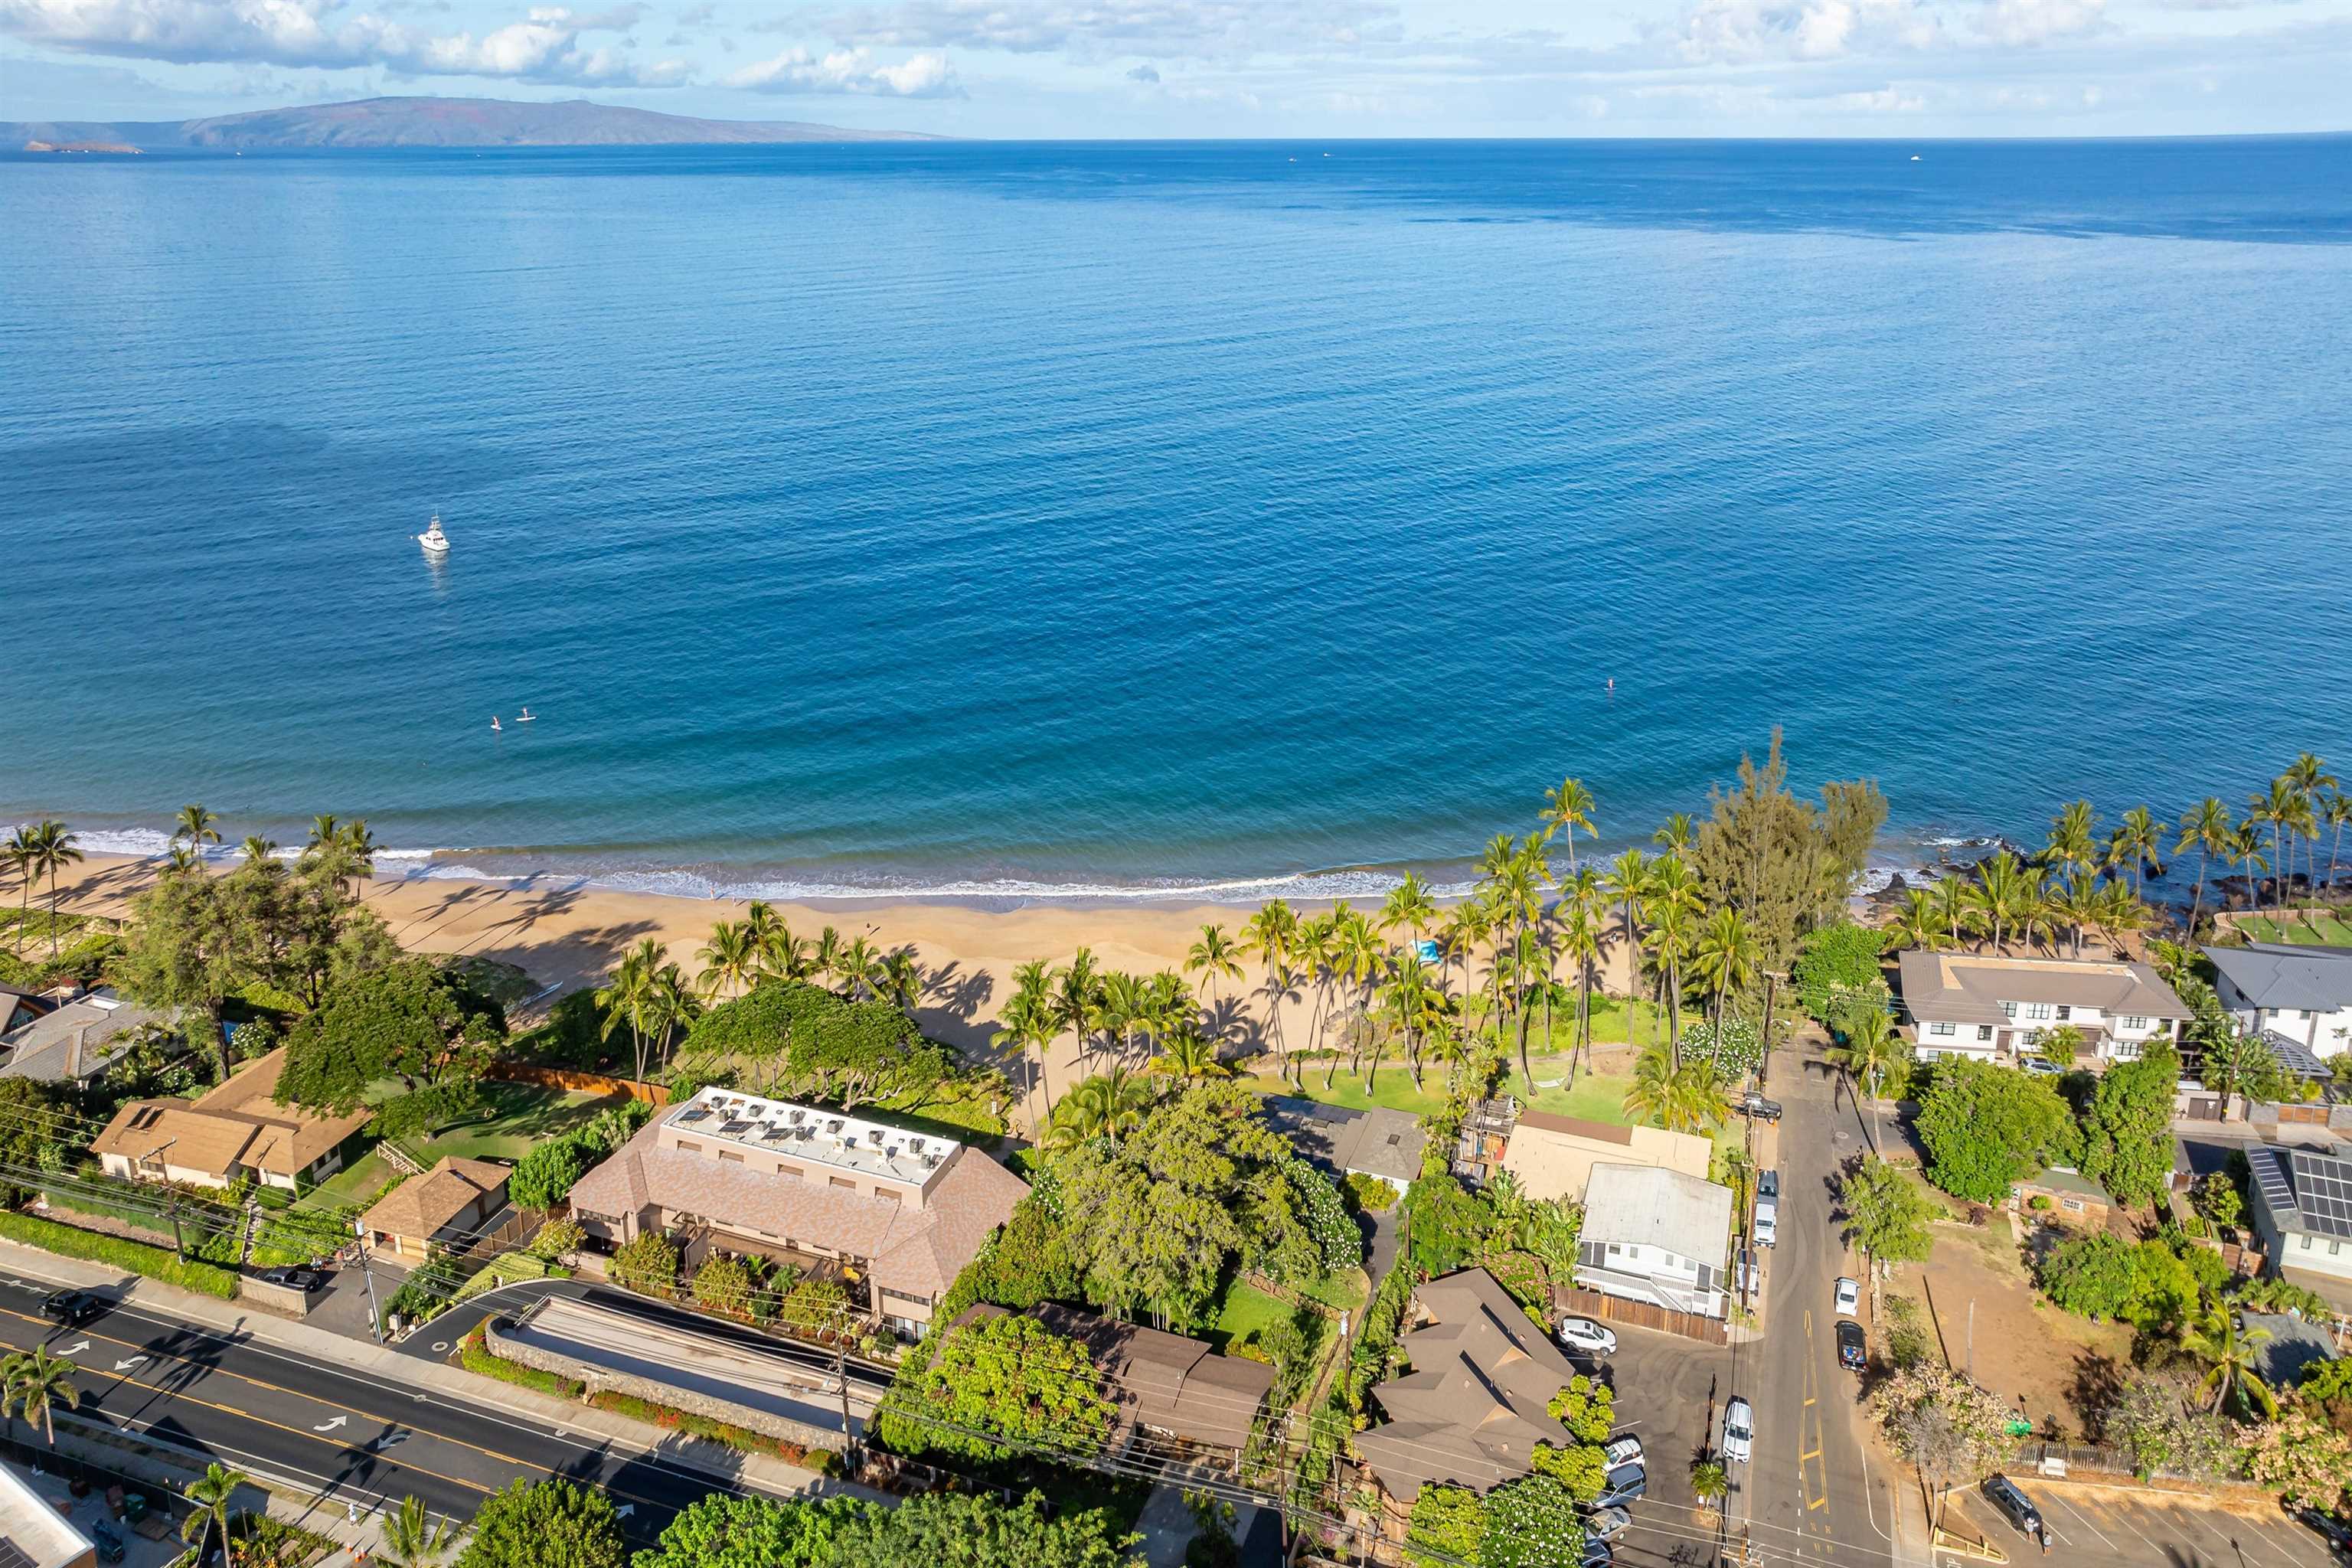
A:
1125;60;1157;80
725;42;959;93
0;0;688;80
801;0;1399;63
1670;0;1942;62
1975;0;2105;43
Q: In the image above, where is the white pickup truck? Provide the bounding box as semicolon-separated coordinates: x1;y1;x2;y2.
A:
1755;1195;1779;1249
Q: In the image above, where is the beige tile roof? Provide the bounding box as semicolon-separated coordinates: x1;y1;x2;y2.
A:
91;1047;372;1179
1355;1269;1582;1503
567;1120;1027;1300
1896;950;2190;1028
361;1156;509;1244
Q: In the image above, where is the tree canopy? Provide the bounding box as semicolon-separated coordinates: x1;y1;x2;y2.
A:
276;956;505;1113
871;1310;1115;1463
2077;1057;2177;1207
1687;731;1886;977
1914;1059;2076;1202
454;1478;625;1568
680;980;948;1110
1837;1157;1939;1266
1792;920;1890;1029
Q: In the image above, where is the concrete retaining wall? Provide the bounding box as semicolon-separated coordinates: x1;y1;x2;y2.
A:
481;1316;841;1453
237;1276;313;1316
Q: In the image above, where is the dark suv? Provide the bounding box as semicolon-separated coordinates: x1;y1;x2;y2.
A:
1982;1475;2043;1540
41;1289;103;1327
1738;1092;1782;1124
1836;1319;1867;1371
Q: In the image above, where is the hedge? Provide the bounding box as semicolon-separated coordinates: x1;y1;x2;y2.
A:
459;1325;586;1399
586;1389;838;1473
0;1211;239;1298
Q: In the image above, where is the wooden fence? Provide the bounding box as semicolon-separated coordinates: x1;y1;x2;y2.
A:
485;1062;670;1104
1552;1286;1730;1346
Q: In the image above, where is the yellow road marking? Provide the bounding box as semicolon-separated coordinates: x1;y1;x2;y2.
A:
0;1305;683;1516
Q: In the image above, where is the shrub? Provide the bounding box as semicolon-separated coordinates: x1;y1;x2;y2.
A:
1344;1172;1398;1213
0;1212;237;1298
1286;1159;1363;1275
1794;921;1889;1026
459;1325;585;1399
693;1253;756;1315
532;1217;586;1259
2027;1194;2053;1212
612;1230;681;1295
505;988;614;1071
508;1136;594;1210
586;1390;835;1468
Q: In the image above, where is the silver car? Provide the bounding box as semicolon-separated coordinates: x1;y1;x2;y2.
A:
1722;1396;1754;1464
1583;1506;1632;1542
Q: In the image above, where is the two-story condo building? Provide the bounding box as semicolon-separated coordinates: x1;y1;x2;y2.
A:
1573;1162;1735;1319
1896;950;2190;1064
566;1086;1026;1337
2246;1144;2352;1317
2204;943;2352;1060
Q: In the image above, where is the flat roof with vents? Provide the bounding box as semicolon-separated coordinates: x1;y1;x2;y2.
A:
664;1087;962;1184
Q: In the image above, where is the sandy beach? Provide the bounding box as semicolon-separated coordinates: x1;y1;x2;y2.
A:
47;852;1642;1111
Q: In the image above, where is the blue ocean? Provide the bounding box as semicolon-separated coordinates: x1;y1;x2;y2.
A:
5;138;2351;900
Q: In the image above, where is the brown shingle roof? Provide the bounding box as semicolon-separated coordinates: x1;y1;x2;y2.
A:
567;1122;1026;1300
90;1047;373;1179
361;1156;509;1245
1896;951;2190;1028
1355;1269;1580;1503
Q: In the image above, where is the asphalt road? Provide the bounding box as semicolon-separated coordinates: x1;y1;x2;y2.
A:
1735;1044;1900;1568
0;1272;815;1546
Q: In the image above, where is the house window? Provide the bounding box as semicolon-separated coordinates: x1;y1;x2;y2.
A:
2304;1236;2315;1250
2056;1005;2072;1021
2120;1015;2148;1031
2024;1003;2055;1022
2001;1001;2018;1021
1606;1243;1622;1259
1929;1022;1956;1037
2110;1037;2141;1060
1977;1026;1994;1043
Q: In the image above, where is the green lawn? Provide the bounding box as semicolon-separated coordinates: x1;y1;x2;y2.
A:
293;1082;619;1214
1243;1058;1647;1131
1205;1280;1302;1356
2234;914;2352;948
294;1152;398;1213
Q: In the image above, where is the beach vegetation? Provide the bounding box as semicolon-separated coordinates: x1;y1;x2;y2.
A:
275;956;505;1114
1792;920;1889;1027
675;976;947;1109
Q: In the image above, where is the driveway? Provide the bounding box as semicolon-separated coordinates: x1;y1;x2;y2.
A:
1953;1479;2347;1568
1586;1318;1733;1566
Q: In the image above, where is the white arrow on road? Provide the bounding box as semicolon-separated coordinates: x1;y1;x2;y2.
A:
62;1341;90;1356
112;1356;146;1372
312;1416;348;1432
616;1505;635;1520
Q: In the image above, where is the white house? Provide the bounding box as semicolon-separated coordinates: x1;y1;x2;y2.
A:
1895;951;2190;1065
1574;1162;1735;1319
2245;1144;2352;1317
2204;943;2352;1060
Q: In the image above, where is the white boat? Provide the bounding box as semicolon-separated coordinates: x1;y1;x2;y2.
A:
416;513;451;554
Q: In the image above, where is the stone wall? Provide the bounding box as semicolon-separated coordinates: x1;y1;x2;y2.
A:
481;1315;843;1452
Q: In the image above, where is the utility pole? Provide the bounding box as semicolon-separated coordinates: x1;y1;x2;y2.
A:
834;1333;858;1475
354;1217;384;1344
1966;1298;1976;1380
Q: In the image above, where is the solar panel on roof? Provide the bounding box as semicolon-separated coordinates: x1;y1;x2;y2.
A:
0;1539;34;1568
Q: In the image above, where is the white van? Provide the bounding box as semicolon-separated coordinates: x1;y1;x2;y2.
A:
1755;1197;1778;1249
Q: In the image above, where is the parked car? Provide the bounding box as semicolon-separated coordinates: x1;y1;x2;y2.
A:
1557;1317;1619;1357
41;1289;103;1327
1755;1200;1778;1250
1578;1537;1614;1568
1758;1168;1780;1201
1738;1092;1783;1123
1604;1435;1645;1469
1733;1244;1761;1298
1722;1396;1754;1464
1592;1462;1647;1510
1836;1319;1867;1371
1834;1277;1860;1317
260;1266;329;1293
1582;1507;1632;1542
2288;1504;2352;1560
2022;1057;2066;1076
1981;1475;2044;1541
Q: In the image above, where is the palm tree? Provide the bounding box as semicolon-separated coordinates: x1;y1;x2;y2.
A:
2096;879;2149;954
1093;971;1148;1067
2051;875;2103;959
1824;1008;1907;1147
877;950;925;1019
181;1462;247;1566
2287;753;2338;897
1541;776;1597;875
2326;792;2352;897
1690;1459;1730;1519
2177;796;2234;936
1379;872;1439;956
1690;906;1759;1044
377;1495;456;1568
2181;1302;2277;1417
2249;779;2301;914
1888;887;1949;952
1044;1067;1154;1148
1930;874;1971;951
1242;900;1298;1072
1184;923;1244;1041
1602;849;1655;1040
640;960;699;1076
1053;949;1102;1086
835;935;882;1001
1966;851;2034;954
237;835;279;871
1333;910;1388;1086
1622;1042;1728;1135
2110;805;2164;898
0;1347;75;1444
2227;822;2272;919
1377;952;1444;1089
1645;856;1703;1066
810;926;844;990
25;820;82;958
1148;1030;1230;1080
1653;813;1695;857
2041;799;2099;886
595;940;659;1083
5;828;35;956
1557;901;1601;1086
173;803;221;870
756;922;812;985
696;919;759;1000
995;960;1057;1129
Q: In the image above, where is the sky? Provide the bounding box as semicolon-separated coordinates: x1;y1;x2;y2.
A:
1;0;2347;136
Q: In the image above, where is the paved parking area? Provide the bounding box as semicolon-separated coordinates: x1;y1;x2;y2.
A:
1570;1315;1737;1566
1953;1481;2347;1568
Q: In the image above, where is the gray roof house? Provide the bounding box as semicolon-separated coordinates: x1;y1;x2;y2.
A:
2246;1145;2352;1317
1895;950;2190;1063
0;988;161;1085
1259;1096;1426;1191
1576;1162;1736;1318
2206;943;2352;1060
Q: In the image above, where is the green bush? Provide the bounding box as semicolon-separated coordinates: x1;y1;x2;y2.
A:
459;1325;585;1398
1344;1172;1398;1213
508;1137;594;1210
586;1390;836;1470
0;1211;237;1298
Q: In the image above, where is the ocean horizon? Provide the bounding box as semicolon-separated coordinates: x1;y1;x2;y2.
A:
7;138;2351;904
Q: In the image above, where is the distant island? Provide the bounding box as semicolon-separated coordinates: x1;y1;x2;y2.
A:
5;95;946;154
